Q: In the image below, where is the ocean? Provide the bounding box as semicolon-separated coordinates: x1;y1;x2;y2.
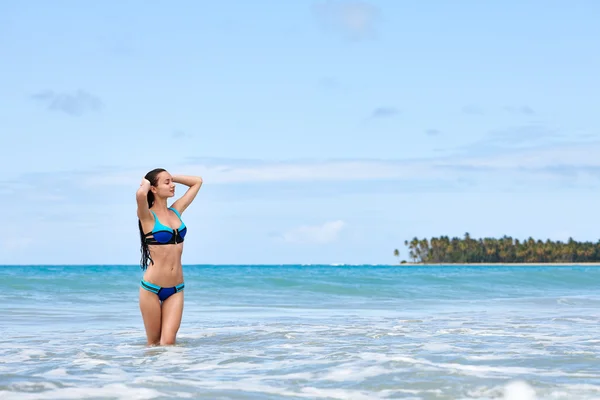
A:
0;264;599;400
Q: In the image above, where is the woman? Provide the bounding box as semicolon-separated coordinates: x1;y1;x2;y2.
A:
136;168;203;346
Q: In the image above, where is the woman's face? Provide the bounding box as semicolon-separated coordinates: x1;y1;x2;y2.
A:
152;171;175;198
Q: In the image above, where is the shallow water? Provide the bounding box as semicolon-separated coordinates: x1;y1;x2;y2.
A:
1;265;599;399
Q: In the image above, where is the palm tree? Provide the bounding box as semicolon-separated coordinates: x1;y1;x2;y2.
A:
410;237;420;263
396;235;600;264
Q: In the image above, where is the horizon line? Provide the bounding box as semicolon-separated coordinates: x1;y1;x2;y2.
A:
1;263;600;267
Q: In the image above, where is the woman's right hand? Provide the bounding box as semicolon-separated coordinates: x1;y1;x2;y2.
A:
141;178;151;187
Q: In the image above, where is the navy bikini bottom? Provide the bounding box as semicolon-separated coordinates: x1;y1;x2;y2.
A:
140;279;184;302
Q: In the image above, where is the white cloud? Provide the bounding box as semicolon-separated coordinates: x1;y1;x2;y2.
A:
280;220;346;244
75;141;600;188
80;160;430;187
4;140;598;204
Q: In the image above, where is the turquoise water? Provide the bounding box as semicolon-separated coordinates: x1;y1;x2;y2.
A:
1;264;599;399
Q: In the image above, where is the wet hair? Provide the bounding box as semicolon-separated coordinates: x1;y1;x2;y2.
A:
138;168;167;270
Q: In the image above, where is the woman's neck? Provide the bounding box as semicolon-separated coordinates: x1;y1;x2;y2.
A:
152;197;168;210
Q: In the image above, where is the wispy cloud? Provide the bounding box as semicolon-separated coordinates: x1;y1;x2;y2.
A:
505;105;535;115
462;105;484;115
6;138;600;203
280;220;346;244
460;125;563;154
80;159;425;187
172;130;192;139
31;89;103;116
71;139;600;188
318;77;342;90
425;129;441;136
369;106;399;119
312;0;380;41
443;142;600;170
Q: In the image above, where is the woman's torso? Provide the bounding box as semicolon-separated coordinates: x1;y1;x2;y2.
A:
143;246;184;286
141;207;186;286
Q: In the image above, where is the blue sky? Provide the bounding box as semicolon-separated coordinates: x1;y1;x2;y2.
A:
2;0;600;265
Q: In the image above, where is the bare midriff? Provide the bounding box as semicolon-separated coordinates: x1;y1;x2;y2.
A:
142;243;185;287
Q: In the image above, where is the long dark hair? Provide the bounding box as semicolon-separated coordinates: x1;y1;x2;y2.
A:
139;168;166;270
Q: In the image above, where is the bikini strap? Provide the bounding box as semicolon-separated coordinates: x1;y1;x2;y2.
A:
169;207;182;220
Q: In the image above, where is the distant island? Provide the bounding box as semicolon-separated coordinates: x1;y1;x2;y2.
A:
394;233;600;264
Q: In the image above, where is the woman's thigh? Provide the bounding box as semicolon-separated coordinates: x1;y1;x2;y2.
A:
160;291;184;345
139;287;162;345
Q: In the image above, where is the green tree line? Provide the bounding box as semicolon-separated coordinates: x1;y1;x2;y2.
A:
394;233;600;263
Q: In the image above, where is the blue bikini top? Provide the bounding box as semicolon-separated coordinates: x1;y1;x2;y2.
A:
143;207;187;245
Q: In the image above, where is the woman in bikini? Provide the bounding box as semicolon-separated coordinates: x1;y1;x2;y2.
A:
136;168;203;346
